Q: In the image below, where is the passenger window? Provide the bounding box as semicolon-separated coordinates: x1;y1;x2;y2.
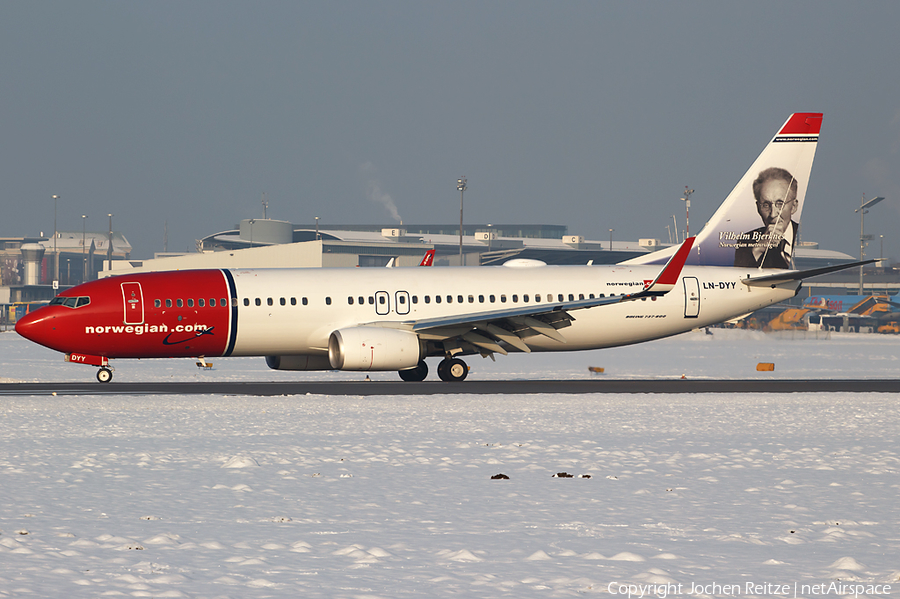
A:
302;297;308;305
424;296;431;304
412;296;418;304
198;298;205;307
368;296;374;305
379;296;386;304
358;296;364;305
479;295;484;303
154;299;161;308
589;294;595;299
267;298;273;306
253;298;260;306
348;297;354;305
512;295;518;303
187;299;194;307
399;295;406;304
291;297;297;306
500;295;507;303
468;295;474;303
579;294;585;300
435;295;442;304
534;294;541;303
166;299;172;308
558;294;564;302
447;295;453;303
280;297;286;306
243;298;249;306
568;294;574;301
325;297;332;305
457;295;463;304
523;294;530;302
176;299;184;308
490;295;496;303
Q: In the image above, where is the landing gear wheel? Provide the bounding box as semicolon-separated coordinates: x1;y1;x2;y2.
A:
399;360;429;382
437;357;468;382
97;367;113;383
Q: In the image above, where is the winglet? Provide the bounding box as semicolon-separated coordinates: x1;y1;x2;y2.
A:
639;236;694;296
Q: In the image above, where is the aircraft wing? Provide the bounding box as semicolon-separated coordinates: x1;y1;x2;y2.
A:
365;238;694;355
742;259;876;288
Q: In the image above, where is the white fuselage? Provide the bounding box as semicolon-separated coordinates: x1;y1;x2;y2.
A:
227;264;797;357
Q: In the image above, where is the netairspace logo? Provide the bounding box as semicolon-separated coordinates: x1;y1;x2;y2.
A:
605;581;892;599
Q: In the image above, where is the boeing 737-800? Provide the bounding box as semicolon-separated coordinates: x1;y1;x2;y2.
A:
16;113;866;382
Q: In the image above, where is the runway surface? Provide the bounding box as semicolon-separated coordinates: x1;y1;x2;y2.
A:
2;378;900;396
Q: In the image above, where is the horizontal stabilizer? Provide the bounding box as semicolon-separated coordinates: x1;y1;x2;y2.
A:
742;260;876;288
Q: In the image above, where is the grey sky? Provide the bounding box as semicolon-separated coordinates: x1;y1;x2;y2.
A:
2;2;899;261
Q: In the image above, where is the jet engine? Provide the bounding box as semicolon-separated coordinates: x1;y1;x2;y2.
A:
328;327;422;371
265;354;332;371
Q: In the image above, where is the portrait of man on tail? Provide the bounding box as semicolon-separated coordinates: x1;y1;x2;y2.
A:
733;167;799;269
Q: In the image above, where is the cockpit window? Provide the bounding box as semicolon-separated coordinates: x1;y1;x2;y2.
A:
50;295;91;308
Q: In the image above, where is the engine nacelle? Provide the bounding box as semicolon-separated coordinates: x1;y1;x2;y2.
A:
265;354;332;371
328;327;422;371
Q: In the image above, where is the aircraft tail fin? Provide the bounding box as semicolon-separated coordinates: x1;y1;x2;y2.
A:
418;249;435;267
625;113;822;269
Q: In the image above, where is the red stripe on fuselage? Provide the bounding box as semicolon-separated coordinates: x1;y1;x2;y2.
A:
15;270;232;359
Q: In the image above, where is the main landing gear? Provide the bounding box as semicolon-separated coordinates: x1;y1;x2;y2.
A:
437;357;468;382
397;357;469;382
96;367;114;383
398;360;429;382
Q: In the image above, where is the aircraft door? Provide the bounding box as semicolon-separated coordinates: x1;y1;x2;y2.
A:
121;282;145;325
395;291;410;315
683;277;700;318
375;291;390;316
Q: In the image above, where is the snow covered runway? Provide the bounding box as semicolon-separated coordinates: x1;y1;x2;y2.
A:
1;330;898;597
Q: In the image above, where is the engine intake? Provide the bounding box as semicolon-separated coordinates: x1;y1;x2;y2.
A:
328;327;422;371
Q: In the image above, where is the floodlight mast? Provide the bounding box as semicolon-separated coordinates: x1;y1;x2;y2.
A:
457;177;467;264
855;195;885;294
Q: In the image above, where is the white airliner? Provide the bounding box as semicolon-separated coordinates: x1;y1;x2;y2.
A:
16;112;865;382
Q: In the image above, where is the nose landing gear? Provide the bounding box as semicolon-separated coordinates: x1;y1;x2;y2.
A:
96;367;114;383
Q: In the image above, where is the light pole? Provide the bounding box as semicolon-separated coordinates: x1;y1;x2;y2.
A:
855;195;885;294
608;228;614;251
52;194;60;286
457;177;466;264
107;214;113;272
315;216;320;241
82;215;87;282
681;187;694;240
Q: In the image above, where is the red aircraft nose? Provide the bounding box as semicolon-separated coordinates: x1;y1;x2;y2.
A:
15;308;61;351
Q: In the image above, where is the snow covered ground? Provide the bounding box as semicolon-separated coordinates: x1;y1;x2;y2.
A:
1;330;899;598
